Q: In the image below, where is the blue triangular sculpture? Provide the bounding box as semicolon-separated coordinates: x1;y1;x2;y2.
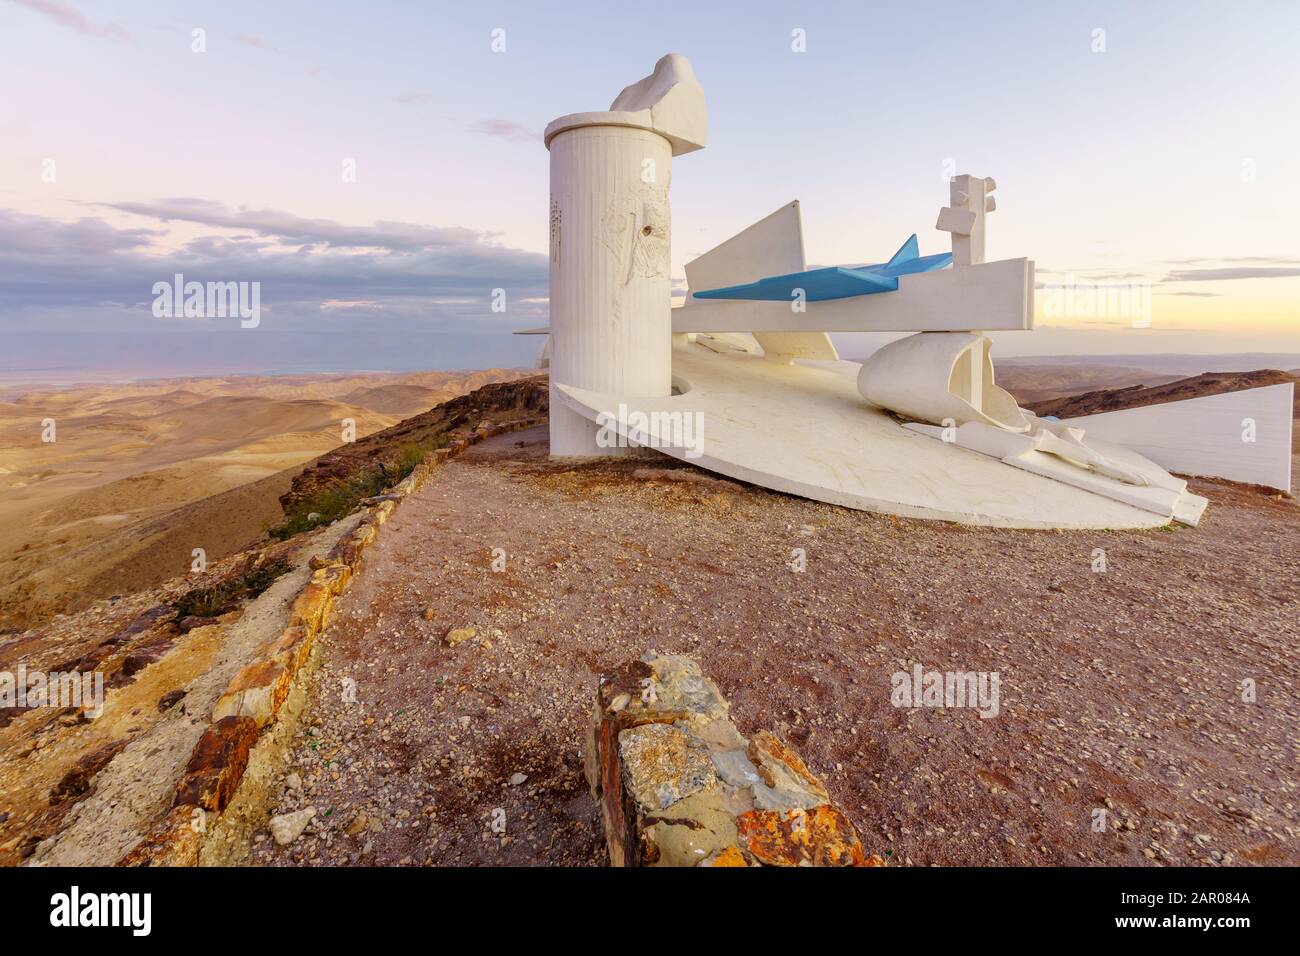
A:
692;234;952;302
886;234;919;268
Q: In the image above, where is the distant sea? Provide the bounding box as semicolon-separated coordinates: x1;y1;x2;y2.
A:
5;330;1297;392
0;330;540;389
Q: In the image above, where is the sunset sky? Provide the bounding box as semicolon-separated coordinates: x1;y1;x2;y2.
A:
1;0;1297;379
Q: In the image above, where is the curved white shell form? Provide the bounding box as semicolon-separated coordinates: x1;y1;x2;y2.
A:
857;332;1028;432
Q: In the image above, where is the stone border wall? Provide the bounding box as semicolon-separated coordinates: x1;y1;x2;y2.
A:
117;418;538;865
586;653;886;867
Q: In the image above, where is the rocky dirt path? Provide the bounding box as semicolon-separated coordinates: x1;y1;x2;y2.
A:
251;427;1300;866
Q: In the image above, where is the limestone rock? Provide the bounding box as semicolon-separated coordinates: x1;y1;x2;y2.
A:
212;658;291;728
173;716;259;812
619;723;715;811
290;582;333;634
586;653;879;867
270;807;316;846
445;627;476;647
50;739;128;804
117;806;203;867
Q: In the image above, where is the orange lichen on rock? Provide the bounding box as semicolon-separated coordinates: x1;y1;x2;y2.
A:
749;730;829;802
736;804;877;867
705;846;750;867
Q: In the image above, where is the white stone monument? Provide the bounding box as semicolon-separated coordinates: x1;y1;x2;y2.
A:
543;54;706;456
529;54;1292;527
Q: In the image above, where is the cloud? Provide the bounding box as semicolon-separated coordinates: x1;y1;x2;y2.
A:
0;210;161;255
1035;268;1152;283
1162;256;1300;265
99;198;495;252
9;0;129;41
1036;255;1300;285
395;92;434;105
182;234;274;257
0;204;549;333
1163;267;1300;282
1157;255;1300;283
471;119;540;143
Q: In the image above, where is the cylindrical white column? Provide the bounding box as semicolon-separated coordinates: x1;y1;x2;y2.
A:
547;124;673;456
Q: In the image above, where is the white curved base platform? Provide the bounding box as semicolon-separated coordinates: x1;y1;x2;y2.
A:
553;339;1175;530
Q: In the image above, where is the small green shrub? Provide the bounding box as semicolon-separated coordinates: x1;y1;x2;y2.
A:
270;470;388;540
393;441;428;481
269;432;449;540
174;556;293;618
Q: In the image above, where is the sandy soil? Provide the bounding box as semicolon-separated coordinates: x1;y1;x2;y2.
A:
251;425;1299;867
0;368;527;630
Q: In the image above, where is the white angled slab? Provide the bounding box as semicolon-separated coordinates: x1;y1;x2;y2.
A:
685;201;806;293
749;331;839;361
684;201;837;362
1062;383;1294;493
553;339;1168;529
672;257;1033;333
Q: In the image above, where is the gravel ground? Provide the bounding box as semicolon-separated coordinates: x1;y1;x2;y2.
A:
251;426;1299;867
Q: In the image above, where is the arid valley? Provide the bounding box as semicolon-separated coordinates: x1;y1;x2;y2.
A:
0;368;530;630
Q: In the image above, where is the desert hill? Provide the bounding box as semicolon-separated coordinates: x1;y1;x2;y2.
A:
0;376;553;867
996;352;1300;405
340;383;446;415
0;368;531;631
133;396;393;447
1023;369;1300;419
995;364;1184;404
